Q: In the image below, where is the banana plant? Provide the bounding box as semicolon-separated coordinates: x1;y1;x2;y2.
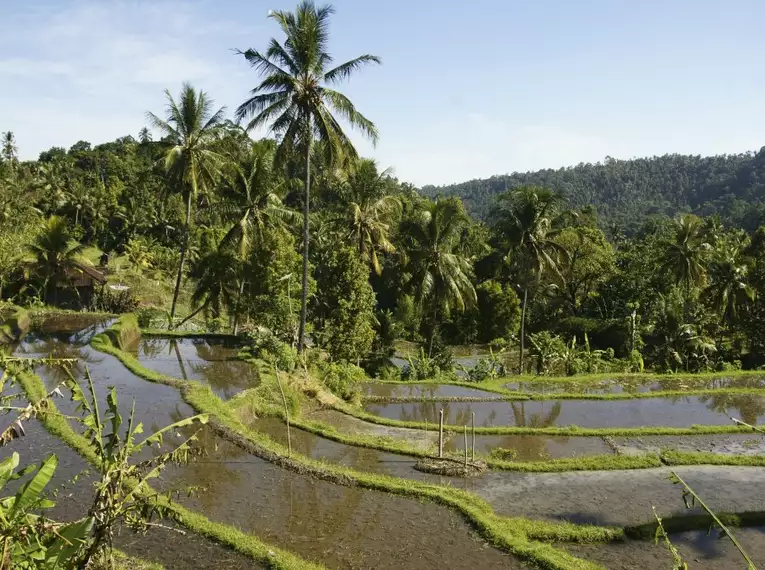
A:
0;452;93;568
67;368;208;568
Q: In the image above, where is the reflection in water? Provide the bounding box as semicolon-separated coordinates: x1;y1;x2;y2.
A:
700;393;765;425
132;338;259;399
365;396;765;427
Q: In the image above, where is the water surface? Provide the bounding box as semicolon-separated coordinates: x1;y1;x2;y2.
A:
131;337;259;399
364;395;765;427
160;431;519;570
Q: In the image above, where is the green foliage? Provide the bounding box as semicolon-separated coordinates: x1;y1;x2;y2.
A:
423;150;765;232
316;361;366;401
476;280;520;343
245;327;298;372
528;331;567;375
312;245;376;362
89;287;139;314
401;347;455;381
244;227;308;342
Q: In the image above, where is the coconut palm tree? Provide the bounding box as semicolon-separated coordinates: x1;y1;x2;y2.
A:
704;244;756;326
341;158;400;275
492;186;568;373
235;0;380;352
1;131;18;176
179;248;240;328
400;198;476;357
219;140;292;333
146;83;227;324
661;214;712;294
26;216;85;305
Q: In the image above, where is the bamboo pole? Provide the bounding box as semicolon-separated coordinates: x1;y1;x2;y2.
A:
438;409;444;458
463;425;468;467
731;416;765;434
471;412;475;462
275;366;292;456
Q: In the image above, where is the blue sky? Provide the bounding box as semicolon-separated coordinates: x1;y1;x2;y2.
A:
2;0;764;185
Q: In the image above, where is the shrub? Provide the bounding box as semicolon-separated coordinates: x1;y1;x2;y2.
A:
317;361;366;401
90;287;139;314
246;327;297;372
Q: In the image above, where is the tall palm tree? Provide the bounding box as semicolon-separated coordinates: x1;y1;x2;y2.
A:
26;216;85;305
146;83;227;323
341;158;400;275
235;0;380;352
219;140;292;333
704;244;756;326
493;187;567;373
1;131;18;176
400;198;476;357
180;249;240;328
661;214;711;294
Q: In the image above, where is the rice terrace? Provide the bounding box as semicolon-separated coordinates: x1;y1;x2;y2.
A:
2;1;765;569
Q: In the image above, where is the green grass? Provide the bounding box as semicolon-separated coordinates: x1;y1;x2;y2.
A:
661;450;765;467
13;365;326;570
92;330;624;570
113;551;165;570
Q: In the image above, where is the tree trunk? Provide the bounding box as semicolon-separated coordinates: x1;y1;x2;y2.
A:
170;191;192;327
232;278;245;335
297;138;312;354
519;288;528;374
427;303;438;358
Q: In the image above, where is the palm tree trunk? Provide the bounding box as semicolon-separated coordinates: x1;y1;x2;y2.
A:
427;303;438;358
232;278;245;335
297;138;312;354
519;288;528;374
170;191;192;327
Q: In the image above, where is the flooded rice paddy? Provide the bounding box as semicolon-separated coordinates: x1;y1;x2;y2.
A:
6;317;765;569
129;337;260;399
364;394;765;427
159;430;518;569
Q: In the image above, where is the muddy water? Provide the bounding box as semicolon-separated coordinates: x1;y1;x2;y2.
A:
250;417;474;487
159;431;518;570
444;432;613;459
362;382;502;399
115;523;267;570
365;395;765;427
474;466;765;526
306;408;439;451
18;338;195;438
505;375;765;395
566;526;765;569
9;334;269;569
612;433;765;456
130;338;259;399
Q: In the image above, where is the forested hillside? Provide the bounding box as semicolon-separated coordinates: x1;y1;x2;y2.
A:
422;149;765;231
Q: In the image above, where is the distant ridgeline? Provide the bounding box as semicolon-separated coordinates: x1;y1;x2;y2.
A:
421;148;765;232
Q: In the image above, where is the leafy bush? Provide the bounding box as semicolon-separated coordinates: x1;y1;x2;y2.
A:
465;350;506;382
401;347;455;381
317;361;366;401
90;287;139;314
135;307;165;329
246;327;298;372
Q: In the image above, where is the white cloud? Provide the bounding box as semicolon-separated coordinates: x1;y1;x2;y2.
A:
0;1;258;158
